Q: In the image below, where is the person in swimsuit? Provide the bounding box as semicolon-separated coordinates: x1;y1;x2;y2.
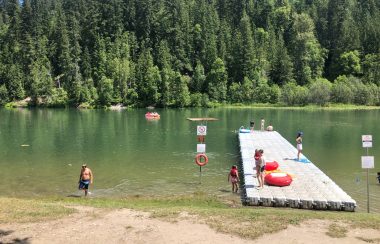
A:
255;149;266;188
79;164;93;196
266;123;273;131
296;132;303;161
260;118;265;131
228;165;240;193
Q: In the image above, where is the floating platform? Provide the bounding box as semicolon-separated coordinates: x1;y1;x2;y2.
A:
239;131;356;211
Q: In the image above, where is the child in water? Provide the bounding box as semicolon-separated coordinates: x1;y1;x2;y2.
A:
228;165;240;193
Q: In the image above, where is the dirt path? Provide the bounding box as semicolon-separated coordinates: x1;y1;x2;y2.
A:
1;206;379;244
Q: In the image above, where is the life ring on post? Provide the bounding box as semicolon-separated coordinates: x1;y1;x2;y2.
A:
195;153;208;167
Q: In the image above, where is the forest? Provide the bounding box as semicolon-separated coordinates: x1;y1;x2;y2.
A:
0;0;379;107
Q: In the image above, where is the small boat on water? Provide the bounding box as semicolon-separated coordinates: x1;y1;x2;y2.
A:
145;112;160;119
265;172;292;187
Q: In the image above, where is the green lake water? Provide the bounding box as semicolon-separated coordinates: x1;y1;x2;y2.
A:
0;108;379;213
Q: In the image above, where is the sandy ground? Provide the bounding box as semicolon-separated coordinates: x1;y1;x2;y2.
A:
1;206;380;244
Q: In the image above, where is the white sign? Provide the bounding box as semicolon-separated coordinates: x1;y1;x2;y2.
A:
362;135;373;148
361;156;374;169
197;144;206;153
197;125;207;136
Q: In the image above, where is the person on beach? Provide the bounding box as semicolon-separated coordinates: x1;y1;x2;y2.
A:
228;165;240;193
255;149;266;188
296;132;303;161
79;164;93;196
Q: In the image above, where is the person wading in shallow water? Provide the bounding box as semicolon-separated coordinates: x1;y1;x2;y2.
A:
78;164;93;196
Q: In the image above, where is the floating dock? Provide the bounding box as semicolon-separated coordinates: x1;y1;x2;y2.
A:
239;131;356;211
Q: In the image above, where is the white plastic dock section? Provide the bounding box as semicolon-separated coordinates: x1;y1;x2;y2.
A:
239;131;356;211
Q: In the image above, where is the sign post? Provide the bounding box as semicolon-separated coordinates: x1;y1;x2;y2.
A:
188;117;218;184
362;135;374;213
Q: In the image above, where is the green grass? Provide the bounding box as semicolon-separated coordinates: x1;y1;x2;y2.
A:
2;193;380;240
0;197;75;223
326;223;348;238
223;103;380;110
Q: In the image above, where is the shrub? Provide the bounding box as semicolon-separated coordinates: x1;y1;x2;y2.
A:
46;88;68;107
190;92;203;107
0;84;9;105
280;82;309;106
331;76;354;104
228;82;243;103
308;78;331;106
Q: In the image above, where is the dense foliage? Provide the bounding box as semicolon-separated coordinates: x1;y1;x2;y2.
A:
0;0;379;107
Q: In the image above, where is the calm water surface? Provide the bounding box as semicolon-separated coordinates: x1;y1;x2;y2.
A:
0;108;379;213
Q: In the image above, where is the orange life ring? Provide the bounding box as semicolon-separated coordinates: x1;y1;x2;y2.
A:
195;153;208;167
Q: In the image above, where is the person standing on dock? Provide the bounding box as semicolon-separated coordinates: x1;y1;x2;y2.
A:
296;132;303;161
228;165;240;193
250;120;255;132
260;118;265;131
255;149;266;188
79;164;93;196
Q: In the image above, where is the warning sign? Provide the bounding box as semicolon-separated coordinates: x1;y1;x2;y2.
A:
362;135;373;148
197;126;207;136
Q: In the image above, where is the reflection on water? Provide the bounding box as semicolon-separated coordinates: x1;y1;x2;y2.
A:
0;108;379;213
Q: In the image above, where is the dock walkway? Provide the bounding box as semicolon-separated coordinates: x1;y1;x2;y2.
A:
239;131;356;211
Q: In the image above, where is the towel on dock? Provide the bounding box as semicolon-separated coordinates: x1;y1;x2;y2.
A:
284;157;311;163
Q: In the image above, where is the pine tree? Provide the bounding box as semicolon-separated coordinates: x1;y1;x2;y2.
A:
269;33;294;86
207;58;228;102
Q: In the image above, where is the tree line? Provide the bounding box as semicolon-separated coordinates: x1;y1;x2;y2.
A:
0;0;379;107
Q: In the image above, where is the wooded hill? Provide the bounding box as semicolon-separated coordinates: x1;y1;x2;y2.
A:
0;0;379;107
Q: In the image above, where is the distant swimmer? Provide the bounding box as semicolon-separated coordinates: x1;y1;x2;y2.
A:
78;164;93;196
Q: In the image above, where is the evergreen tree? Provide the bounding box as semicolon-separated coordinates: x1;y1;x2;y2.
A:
172;72;190;107
288;13;326;85
269;33;294;86
135;47;160;106
207;58;228;102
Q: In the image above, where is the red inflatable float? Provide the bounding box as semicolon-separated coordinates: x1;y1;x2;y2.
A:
265;172;292;187
265;161;279;171
145;112;160;119
195;153;208;167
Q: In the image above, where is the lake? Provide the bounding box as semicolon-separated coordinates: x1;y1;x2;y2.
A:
0;108;379;213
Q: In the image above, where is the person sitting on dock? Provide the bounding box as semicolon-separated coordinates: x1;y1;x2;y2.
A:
228;165;240;193
255;149;266;188
266;123;273;131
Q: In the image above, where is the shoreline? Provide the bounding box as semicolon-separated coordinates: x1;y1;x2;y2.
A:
1;195;380;243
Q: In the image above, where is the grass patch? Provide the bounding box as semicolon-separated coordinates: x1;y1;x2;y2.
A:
2;194;380;240
223;103;380;110
0;197;75;223
326;223;348;238
356;237;380;243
